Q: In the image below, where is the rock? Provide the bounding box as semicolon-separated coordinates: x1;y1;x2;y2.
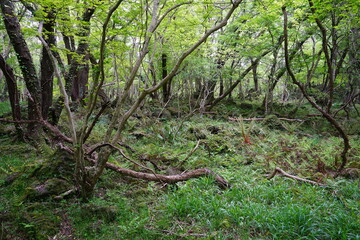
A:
159;109;172;119
189;127;207;139
27;178;72;200
4;172;21;186
207;126;221;134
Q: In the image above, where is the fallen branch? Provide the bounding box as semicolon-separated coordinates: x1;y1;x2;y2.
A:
87;158;230;189
267;167;325;186
0;118;73;143
59;144;230;189
229;117;306;122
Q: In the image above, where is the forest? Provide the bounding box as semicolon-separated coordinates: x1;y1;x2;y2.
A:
0;0;359;239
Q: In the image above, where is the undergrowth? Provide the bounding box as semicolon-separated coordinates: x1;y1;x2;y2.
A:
0;101;359;239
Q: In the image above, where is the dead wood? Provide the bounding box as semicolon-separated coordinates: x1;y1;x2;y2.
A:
229;117;306;122
0;118;73;143
267;167;325;186
306;113;322;117
86;158;230;189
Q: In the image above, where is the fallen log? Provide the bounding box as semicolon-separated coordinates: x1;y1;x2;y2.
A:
88;158;230;189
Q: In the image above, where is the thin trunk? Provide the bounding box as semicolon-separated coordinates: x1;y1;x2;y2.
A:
283;6;350;174
0;54;22;136
208;49;271;110
251;58;259;92
162;53;171;103
217;59;225;96
308;0;334;113
50;7;95;125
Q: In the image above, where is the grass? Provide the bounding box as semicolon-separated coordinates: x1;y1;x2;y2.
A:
156;177;359;239
0;100;359;239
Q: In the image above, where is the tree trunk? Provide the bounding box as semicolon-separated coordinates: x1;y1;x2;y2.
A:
0;54;22;136
283;6;350;173
65;7;95;103
162;53;172;103
40;9;56;120
207;50;270;110
1;0;41;135
251;58;259;93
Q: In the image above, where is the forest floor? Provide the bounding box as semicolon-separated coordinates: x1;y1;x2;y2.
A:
0;100;359;239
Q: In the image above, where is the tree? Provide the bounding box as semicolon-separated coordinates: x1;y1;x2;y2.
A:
1;0;42;136
282;5;350;174
1;0;242;200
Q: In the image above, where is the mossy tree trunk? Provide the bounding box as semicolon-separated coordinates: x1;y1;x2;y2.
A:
1;0;42;135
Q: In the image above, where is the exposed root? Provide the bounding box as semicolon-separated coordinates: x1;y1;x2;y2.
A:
267;167;325;186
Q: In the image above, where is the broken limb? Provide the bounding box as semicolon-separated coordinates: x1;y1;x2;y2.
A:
267;167;325;186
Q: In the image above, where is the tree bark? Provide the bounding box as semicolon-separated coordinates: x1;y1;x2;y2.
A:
251;58;259;93
0;54;22;135
40;8;56;120
1;0;41;135
65;7;95;102
88;158;230;189
162;53;172;103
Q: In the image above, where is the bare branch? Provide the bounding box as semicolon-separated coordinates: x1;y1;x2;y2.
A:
268;167;325;186
155;2;192;30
